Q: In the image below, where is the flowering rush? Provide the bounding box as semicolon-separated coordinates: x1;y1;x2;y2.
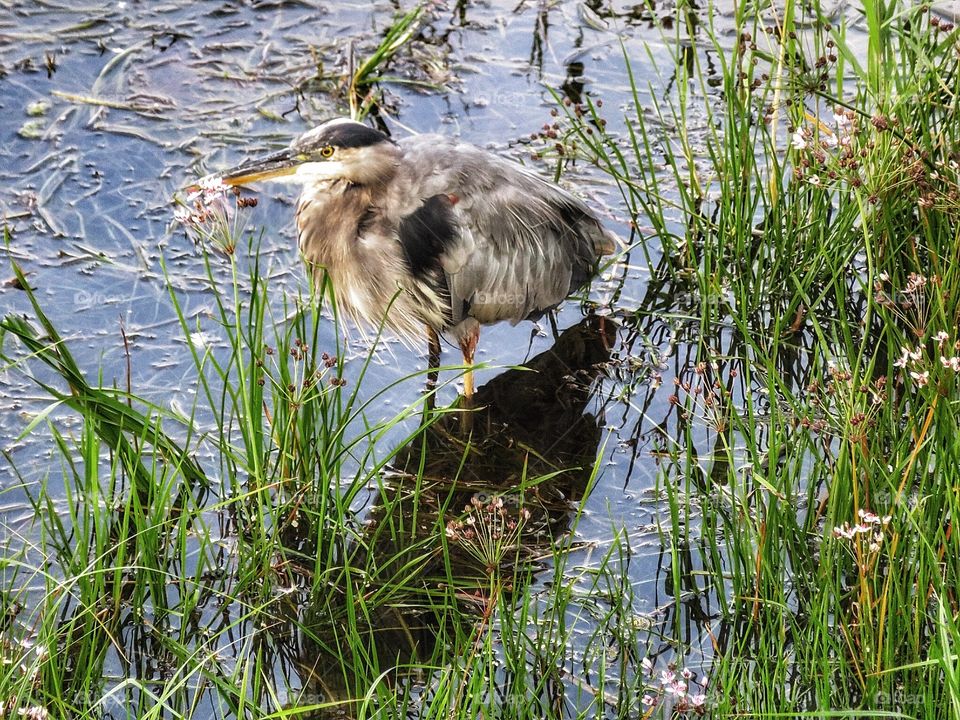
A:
893;336;960;380
444;493;532;572
174;175;230;227
640;658;708;715
834;509;891;553
822;110;855;148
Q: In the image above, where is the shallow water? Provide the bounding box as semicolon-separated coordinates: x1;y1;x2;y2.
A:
0;0;874;713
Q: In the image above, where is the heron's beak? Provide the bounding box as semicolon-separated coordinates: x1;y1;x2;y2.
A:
218;148;303;187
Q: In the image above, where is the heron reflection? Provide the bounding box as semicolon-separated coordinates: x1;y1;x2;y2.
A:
293;315;613;715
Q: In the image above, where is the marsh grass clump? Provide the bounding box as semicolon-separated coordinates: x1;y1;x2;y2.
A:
549;0;960;716
0;183;629;720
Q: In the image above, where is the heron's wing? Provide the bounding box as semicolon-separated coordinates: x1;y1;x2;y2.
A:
391;135;616;329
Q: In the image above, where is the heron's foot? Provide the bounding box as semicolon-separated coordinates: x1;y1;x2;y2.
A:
457;320;479;397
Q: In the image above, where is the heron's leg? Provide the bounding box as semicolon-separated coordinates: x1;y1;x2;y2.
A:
425;325;441;407
598;314;614;350
547;310;560;341
457;324;479;432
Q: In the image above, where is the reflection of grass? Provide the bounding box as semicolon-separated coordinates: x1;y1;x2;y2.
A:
545;1;960;715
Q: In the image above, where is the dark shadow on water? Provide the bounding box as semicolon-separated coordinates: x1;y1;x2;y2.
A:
292;315;613;716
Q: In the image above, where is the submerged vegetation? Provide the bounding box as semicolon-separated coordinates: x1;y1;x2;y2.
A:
1;0;960;718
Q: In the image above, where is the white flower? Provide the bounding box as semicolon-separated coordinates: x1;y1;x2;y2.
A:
665;680;687;697
895;346;919;369
198;174;228;194
174;206;199;227
186;175;229;205
807;174;822;186
791;130;808;150
940;356;960;372
833;111;853;133
641;694;658;707
18;708;49;720
187;330;218;351
935;331;950;347
910;370;930;386
833;524;854;539
641;657;654;675
691;693;707;709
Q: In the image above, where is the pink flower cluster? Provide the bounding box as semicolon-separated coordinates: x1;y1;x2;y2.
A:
640;658;707;715
894;331;960;386
833;509;891;553
174;175;229;227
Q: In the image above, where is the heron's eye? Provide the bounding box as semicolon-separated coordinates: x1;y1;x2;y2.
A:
320;145;335;158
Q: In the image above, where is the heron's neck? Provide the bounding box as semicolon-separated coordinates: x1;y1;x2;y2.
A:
296;181;378;265
297;145;402;265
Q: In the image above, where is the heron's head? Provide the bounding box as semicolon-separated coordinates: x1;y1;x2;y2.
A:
218;118;399;190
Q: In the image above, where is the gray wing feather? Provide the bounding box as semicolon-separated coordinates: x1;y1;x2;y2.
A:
389;135;614;329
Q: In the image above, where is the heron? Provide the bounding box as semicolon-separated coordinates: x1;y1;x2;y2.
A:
214;118;617;404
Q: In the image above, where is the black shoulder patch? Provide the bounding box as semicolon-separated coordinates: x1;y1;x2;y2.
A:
398;195;459;279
